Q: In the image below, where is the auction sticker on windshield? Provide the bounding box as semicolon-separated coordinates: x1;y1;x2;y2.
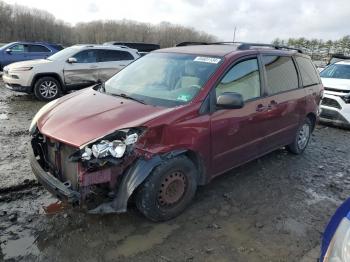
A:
194;56;221;64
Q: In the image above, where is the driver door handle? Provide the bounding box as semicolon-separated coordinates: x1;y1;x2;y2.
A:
267;100;278;110
256;104;267;112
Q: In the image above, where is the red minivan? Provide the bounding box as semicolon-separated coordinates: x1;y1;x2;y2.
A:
29;43;323;221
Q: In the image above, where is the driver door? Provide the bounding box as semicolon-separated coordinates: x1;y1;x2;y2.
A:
210;56;270;176
63;49;99;89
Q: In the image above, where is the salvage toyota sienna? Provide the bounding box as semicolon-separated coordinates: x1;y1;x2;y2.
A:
29;43;323;221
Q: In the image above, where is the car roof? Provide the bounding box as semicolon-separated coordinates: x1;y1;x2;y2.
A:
71;44;136;52
155;43;304;58
335;60;350;65
9;41;57;45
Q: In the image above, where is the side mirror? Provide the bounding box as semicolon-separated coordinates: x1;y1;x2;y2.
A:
216;92;244;109
67;57;77;63
5;48;11;54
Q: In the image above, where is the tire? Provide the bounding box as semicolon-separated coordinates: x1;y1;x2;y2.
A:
136;156;198;222
286;118;312;154
33;76;61;101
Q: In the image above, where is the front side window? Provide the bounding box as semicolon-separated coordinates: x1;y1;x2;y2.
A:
104;53;222;107
28;44;50;53
216;58;261;101
73;50;97;63
320;63;350;80
98;50;134;62
263;56;299;94
9;44;27;52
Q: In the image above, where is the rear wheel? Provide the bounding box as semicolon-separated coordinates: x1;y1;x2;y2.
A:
135;156;197;221
286;118;312;154
34;76;61;101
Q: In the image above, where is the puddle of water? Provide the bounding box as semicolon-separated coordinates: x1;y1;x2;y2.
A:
1;233;39;260
105;223;179;259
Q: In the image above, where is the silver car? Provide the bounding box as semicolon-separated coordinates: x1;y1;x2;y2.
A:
2;44;140;101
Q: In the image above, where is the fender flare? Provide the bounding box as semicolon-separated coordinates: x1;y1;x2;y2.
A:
89;149;187;214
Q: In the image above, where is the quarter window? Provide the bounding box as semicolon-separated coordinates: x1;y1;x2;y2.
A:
28;45;50;53
296;57;320;86
73;50;97;63
216;58;261;101
262;56;299;94
98;50;134;62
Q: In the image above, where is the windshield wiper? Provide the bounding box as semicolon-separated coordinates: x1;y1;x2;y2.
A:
111;93;145;104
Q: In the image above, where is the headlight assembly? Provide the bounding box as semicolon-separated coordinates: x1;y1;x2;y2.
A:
324;217;350;261
11;67;33;72
81;131;140;161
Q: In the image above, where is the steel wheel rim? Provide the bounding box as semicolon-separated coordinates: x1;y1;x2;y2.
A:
297;123;310;149
39;81;58;99
158;171;187;207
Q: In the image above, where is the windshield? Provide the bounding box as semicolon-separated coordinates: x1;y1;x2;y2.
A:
320;63;350;79
0;43;12;50
47;47;76;61
104;53;222;107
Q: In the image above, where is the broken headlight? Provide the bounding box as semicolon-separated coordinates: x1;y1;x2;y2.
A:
341;95;350;104
81;132;139;161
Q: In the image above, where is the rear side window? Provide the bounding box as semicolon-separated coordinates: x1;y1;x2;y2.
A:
216;58;261;101
98;50;134;62
262;56;299;94
28;45;50;53
73;50;97;63
296;56;320;86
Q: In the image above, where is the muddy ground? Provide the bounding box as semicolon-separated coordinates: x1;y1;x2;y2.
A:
0;81;350;262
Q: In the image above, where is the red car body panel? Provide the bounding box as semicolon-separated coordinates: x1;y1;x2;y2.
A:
37;88;175;148
30;45;323;211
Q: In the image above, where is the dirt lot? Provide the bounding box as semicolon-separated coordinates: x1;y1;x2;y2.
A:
1;81;350;262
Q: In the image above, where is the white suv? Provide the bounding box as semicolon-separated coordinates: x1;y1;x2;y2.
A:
320;61;350;127
2;44;140;101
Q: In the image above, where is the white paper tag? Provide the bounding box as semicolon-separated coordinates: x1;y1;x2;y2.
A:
194;56;221;64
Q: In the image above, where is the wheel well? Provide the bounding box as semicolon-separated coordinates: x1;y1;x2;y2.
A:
31;73;64;92
184;150;207;185
306;112;316;131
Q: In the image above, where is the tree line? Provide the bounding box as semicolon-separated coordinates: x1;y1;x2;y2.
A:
272;36;350;59
0;0;217;47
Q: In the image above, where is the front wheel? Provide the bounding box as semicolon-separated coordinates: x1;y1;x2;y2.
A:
286;118;312;154
135;156;198;221
33;77;61;101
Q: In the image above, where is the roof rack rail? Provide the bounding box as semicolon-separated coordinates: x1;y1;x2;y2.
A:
176;41;210;47
176;41;303;53
236;42;303;53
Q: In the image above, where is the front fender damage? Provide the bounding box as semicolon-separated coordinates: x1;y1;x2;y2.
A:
88;149;187;214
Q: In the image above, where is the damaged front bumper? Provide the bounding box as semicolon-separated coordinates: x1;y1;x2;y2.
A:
29;149;80;204
29;130;171;214
320;94;350;128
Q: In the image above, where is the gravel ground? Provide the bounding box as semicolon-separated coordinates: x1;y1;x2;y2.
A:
1;82;350;262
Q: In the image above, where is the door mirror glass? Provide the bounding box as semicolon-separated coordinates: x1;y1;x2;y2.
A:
67;57;77;63
216;92;244;109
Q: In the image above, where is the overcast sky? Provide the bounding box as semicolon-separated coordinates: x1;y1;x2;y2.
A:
4;0;349;42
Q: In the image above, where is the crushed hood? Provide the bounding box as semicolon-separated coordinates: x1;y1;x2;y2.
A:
322;77;350;91
37;88;174;148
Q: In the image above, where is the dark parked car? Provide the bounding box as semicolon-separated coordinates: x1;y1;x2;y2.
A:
29;42;323;221
0;41;63;71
